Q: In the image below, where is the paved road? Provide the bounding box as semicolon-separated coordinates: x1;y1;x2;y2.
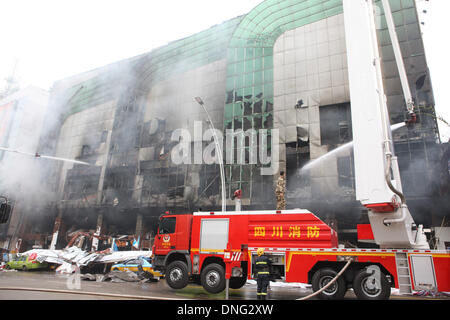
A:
0;270;315;300
0;270;448;301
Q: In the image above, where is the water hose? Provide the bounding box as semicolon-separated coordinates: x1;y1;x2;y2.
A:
296;258;353;300
383;153;407;225
0;286;183;300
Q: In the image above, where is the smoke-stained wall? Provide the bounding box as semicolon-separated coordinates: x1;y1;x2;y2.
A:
56;100;116;204
273;13;352;204
137;59;227;210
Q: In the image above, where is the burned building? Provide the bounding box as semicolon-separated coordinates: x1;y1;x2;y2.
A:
33;0;443;251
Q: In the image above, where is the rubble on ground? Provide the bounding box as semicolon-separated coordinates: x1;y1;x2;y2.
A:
20;246;152;273
80;270;153;283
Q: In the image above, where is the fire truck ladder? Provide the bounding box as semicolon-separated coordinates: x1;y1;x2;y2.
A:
395;252;412;294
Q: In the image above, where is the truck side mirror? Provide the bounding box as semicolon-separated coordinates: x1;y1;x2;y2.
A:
0;203;11;224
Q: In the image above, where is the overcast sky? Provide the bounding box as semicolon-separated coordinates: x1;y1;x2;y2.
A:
0;0;448;140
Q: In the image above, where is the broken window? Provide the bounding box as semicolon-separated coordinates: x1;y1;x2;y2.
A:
263;113;273;128
319;103;352;145
286;124;311;192
244;102;252;115
254;100;262;114
81;145;91;157
243;117;252;131
199;165;219;197
253;115;263;130
234;117;242;130
63;167;101;201
286;142;311;190
226;91;234;104
265;100;273;112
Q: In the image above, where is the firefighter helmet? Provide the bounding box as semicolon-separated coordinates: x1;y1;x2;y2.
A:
257;248;264;256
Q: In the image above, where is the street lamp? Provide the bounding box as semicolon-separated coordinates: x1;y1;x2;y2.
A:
194;97;226;212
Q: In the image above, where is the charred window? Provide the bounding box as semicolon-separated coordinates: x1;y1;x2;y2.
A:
167;168;185;199
286;139;311;190
319;103;352;145
250;166;273;204
141;166;185;199
199;165;220;198
141;119;166;148
286;123;311;190
63;165;102;200
104;171;134;190
81;145;91;157
0;202;12;224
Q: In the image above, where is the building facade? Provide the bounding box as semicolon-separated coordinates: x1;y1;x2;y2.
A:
26;0;445;251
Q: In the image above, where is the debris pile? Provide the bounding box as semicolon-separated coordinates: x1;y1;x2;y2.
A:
21;246;152;274
413;290;450;297
80;270;153;283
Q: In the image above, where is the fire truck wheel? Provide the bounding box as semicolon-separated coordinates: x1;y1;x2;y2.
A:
166;261;189;289
229;276;247;289
353;268;391;300
311;268;347;300
201;263;226;294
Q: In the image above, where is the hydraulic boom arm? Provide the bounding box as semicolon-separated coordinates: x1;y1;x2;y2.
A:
342;0;428;249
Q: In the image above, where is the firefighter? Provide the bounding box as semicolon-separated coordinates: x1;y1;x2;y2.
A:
275;171;286;210
253;248;272;300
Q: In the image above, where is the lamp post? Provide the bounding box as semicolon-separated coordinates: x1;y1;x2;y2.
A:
194;97;226;212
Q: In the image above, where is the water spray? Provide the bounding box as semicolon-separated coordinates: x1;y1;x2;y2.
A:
0;146;91;166
300;123;406;173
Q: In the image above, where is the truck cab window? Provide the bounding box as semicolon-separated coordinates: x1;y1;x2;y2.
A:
158;217;176;234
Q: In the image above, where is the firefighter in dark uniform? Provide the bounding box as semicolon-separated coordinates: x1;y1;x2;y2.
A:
275;171;286;210
253;248;272;300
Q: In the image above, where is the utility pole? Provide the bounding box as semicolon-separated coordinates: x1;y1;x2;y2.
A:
194;97;226;212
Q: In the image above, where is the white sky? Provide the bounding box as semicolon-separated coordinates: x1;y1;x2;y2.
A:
0;0;448;140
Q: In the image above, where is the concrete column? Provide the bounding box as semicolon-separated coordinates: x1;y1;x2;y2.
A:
49;209;62;250
135;213;143;250
91;212;103;252
6;205;22;253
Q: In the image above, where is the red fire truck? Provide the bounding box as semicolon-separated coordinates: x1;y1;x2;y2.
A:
152;0;450;300
152;209;449;300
